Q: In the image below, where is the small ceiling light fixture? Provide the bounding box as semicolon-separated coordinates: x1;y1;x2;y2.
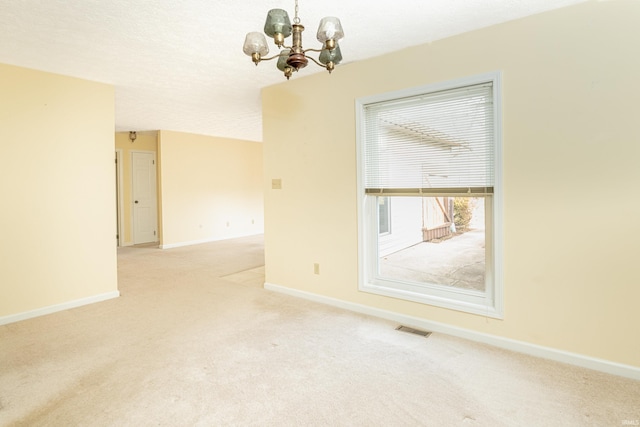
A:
129;131;137;143
243;0;344;80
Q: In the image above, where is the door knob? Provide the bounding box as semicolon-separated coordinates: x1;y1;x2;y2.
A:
135;200;139;204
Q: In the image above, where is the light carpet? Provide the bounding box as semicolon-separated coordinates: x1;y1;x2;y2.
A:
0;235;638;426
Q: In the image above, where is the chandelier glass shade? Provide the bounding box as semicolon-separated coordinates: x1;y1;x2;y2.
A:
242;0;344;80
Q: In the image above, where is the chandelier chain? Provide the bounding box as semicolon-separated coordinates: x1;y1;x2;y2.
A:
294;0;301;24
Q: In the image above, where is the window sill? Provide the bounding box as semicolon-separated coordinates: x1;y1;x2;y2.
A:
360;280;504;319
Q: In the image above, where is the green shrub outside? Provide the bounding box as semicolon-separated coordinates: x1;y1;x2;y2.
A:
454;198;474;230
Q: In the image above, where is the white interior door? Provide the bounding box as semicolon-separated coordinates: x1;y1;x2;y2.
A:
132;151;158;244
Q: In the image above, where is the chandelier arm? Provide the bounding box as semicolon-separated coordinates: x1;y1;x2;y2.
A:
306;55;326;68
302;48;324;54
259;53;290;62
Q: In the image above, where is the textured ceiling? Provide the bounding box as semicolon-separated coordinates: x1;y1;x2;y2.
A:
0;0;587;142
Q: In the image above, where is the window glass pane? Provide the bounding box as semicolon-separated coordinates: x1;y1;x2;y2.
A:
378;196;486;292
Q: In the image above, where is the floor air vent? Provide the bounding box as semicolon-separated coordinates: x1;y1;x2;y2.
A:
396;325;432;338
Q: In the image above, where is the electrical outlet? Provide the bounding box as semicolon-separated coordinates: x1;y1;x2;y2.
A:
314;263;320;275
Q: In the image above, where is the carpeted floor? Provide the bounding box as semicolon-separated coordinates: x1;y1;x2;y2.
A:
0;234;638;426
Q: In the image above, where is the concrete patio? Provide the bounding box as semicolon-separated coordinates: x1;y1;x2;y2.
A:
379;228;486;291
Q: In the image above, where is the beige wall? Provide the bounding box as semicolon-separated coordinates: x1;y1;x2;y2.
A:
0;63;118;319
158;130;263;248
263;1;640;367
115;131;159;245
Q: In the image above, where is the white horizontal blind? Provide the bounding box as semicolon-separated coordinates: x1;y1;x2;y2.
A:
363;82;494;194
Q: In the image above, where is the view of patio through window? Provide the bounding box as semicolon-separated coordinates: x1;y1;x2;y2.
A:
378;196;486;292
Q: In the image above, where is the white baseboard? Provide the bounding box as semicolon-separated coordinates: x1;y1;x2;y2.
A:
160;232;263;249
0;291;120;326
264;282;640;381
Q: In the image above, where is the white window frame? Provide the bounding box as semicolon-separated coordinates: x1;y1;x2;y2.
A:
355;72;504;318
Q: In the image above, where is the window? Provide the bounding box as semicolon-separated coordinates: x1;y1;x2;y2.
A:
356;72;503;318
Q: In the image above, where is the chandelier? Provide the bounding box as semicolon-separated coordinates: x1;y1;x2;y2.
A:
242;0;344;80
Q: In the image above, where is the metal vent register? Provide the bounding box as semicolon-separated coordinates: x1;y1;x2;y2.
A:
396;325;432;338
